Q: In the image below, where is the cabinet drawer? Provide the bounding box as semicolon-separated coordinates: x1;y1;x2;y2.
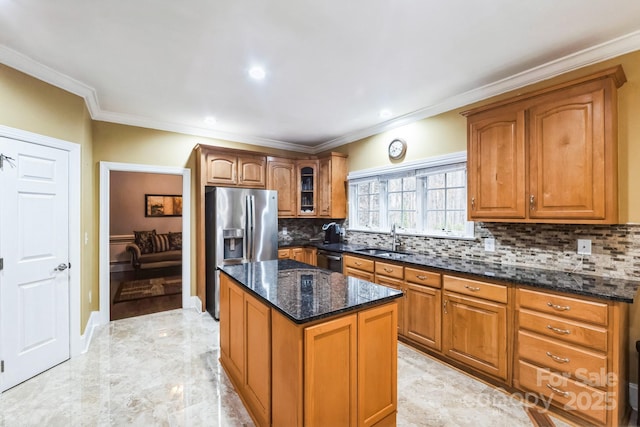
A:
344;267;375;282
518;330;607;386
375;261;404;280
443;275;507;303
405;267;441;288
518;360;607;425
375;274;404;289
518;288;608;326
343;255;375;273
519;309;607;352
278;249;291;259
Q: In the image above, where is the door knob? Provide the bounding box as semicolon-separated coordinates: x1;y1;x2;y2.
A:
55;263;69;271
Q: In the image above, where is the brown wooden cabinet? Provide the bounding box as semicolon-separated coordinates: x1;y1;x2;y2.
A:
291;247;305;263
463;66;626;224
205;151;266;187
267;157;297;217
279;246;317;266
297;160;318;217
304;313;358;426
219;274;271;427
272;302;398;427
343;254;375;282
404;267;442;351
318;153;348;218
442;275;509;381
514;287;628;426
278;248;291;259
467;105;526;220
374;261;405;336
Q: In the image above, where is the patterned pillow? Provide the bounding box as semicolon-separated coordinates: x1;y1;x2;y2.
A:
168;232;182;250
134;230;156;254
153;233;171;253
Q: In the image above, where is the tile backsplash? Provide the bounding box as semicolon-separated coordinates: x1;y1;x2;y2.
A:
345;223;640;281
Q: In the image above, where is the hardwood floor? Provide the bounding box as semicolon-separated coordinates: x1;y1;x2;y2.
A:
110;268;182;321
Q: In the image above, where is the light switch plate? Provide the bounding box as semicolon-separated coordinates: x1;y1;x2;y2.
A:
484;238;495;252
577;239;592;255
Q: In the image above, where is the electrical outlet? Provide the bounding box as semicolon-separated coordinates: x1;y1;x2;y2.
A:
484;238;495;252
577;239;592;255
282;227;288;235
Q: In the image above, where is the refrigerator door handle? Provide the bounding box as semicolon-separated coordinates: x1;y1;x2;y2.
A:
245;195;251;261
249;195;256;261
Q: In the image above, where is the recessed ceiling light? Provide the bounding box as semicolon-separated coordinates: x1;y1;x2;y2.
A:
380;109;392;119
248;66;266;80
204;116;217;125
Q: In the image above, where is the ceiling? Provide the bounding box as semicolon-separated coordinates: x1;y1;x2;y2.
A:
2;0;640;153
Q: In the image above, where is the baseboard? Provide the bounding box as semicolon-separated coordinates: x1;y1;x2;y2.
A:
190;295;203;313
74;311;102;356
109;261;133;273
631;382;638;411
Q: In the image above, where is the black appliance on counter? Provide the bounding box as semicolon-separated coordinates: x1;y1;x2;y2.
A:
322;222;341;244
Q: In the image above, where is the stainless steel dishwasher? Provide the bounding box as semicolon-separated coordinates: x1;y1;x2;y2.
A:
317;249;343;273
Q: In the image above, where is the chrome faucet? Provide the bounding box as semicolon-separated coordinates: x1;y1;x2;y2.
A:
390;223;399;252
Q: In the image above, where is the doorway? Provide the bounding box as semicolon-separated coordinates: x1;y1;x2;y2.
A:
109;171;183;320
99;162;191;324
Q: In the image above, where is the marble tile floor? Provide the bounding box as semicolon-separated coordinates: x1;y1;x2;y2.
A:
0;308;630;426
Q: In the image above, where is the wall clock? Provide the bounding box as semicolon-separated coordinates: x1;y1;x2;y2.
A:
388;138;407;160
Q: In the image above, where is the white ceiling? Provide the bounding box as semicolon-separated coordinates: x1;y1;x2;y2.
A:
2;0;640;153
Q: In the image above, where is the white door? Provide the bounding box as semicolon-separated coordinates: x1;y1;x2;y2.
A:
0;137;70;392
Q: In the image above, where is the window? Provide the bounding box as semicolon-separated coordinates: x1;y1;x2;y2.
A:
356;180;380;229
348;153;473;238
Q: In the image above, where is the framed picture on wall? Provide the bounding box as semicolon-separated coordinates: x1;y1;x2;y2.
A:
145;194;183;217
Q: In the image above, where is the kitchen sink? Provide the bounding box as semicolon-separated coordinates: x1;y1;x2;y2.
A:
356;248;410;259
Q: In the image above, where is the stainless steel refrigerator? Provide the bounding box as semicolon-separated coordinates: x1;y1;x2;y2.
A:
205;187;278;319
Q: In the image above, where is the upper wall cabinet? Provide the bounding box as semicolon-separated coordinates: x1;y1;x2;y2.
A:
318;153;348;218
463;66;626;224
205;151;266;188
266;157;297;217
266;152;348;219
297;160;319;217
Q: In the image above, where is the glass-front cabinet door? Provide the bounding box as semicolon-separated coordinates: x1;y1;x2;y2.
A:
297;160;318;217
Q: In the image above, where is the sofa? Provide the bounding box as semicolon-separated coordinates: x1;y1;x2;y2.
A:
126;230;182;273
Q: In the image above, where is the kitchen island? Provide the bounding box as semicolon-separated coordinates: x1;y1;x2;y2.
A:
218;260;402;427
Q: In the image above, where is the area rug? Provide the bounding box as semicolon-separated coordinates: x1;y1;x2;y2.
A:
114;276;182;303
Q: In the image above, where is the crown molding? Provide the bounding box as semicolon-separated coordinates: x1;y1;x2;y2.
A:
3;29;640;155
314;29;640;153
93;109;314;153
0;44;314;154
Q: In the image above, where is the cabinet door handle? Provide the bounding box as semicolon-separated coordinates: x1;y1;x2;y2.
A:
464;285;480;292
546;325;571;335
546;384;570;398
530;195;535;211
471;197;476;210
547;302;570;311
355;261;362;266
416;275;427;280
443;300;448;314
546;351;570;363
384;267;393;273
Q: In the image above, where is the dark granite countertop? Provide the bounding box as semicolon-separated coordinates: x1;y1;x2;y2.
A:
276;241;639;302
219;259;403;324
338;246;639;303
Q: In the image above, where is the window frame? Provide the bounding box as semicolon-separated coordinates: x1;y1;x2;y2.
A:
347;151;474;239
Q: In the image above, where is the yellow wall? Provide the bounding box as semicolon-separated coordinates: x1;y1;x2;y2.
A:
0;64;96;333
